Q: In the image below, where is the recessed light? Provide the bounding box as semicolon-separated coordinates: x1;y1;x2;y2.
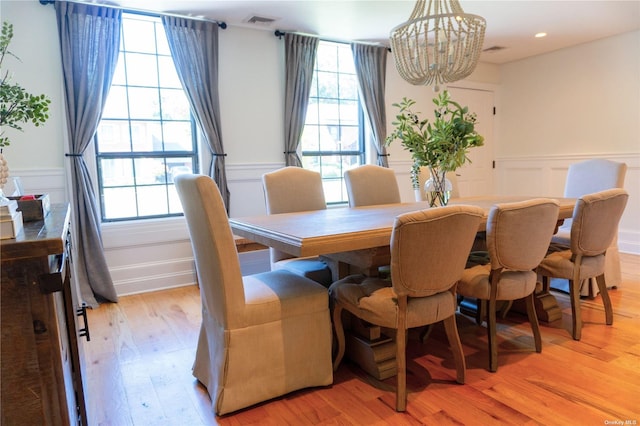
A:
535;32;547;38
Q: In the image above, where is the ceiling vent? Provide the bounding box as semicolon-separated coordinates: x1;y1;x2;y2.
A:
483;45;507;52
244;15;278;25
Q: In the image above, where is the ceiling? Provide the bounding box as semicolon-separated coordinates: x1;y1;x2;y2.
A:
88;0;639;64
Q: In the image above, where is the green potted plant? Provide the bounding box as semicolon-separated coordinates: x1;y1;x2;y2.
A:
385;90;484;206
0;20;51;199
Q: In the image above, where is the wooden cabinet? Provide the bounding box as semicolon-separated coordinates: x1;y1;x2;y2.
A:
1;204;88;425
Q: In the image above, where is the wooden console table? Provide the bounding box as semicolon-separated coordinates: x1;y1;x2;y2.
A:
1;204;88;425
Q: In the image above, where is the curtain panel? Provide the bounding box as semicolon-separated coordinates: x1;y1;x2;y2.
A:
162;17;230;211
55;1;122;305
351;43;389;167
283;33;319;167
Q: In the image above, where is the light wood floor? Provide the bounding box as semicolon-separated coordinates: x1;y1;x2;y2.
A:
85;254;640;425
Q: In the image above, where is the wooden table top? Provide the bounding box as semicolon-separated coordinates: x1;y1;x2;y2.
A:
229;196;576;258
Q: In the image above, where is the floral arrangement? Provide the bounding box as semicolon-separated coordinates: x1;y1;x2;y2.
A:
385;91;484;191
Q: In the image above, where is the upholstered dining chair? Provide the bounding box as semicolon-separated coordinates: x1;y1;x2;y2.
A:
330;205;484;412
341;164;401;276
175;174;333;415
552;159;627;296
344;164;401;207
457;199;560;372
262;166;333;286
538;188;628;341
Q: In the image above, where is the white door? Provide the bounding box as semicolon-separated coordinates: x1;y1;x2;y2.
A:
446;86;494;197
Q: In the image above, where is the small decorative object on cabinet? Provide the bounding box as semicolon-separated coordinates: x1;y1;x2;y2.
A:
385;91;484;206
1;204;89;425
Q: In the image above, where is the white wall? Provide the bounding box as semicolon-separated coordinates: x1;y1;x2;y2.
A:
2;0;638;296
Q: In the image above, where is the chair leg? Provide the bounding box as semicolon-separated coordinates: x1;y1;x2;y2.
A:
487;297;498;372
443;315;466;384
595;274;614;326
525;293;542;353
395;323;407;412
332;304;345;371
569;279;582;340
475;298;485;325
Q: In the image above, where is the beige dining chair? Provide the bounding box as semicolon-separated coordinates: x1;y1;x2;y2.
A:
551;159;627;297
175;174;333;415
538;188;628;340
457;199;560;372
262;166;333;286
330;205;484;411
344;164;401;207
341;164;401;276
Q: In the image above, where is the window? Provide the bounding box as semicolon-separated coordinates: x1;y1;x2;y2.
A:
301;41;365;204
96;14;197;221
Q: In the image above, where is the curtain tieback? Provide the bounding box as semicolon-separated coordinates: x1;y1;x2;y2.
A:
212;153;227;157
65;153;83;157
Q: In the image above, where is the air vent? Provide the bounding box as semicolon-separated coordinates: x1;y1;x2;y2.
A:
244;15;278;25
483;45;506;52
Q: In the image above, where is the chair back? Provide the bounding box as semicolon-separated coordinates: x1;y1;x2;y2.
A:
570;188;628;257
262;166;327;262
486;199;560;271
344;164;401;207
175;174;244;329
564;159;626;198
262;166;326;214
390;205;484;298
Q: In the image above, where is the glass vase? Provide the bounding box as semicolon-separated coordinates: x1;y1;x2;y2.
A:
424;167;452;207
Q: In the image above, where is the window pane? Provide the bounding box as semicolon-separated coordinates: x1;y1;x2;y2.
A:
137;185;169;217
339;73;358;100
168;184;183;214
130;121;162;152
134;158;167;185
301;125;320;151
163;122;193;151
317;71;338;99
123;19;157;54
128;87;160;119
339;125;360;151
96;120;131;153
167;158;194;182
339;100;360;125
125;53;159;87
161;88;190;120
112;57;126;85
102;86;129;119
316;43;337;71
103;187;137;219
100;158;134;186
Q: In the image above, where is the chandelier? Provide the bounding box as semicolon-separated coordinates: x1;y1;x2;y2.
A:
390;0;486;89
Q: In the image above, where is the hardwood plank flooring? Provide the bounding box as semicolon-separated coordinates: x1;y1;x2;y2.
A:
85;253;640;425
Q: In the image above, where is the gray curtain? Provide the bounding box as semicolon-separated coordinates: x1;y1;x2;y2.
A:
284;33;319;167
162;17;229;210
351;43;389;167
55;1;121;305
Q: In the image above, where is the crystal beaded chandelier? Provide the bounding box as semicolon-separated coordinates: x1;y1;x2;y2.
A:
390;0;486;89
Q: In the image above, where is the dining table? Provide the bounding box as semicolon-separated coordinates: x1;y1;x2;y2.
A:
230;195;576;379
229;195;576;323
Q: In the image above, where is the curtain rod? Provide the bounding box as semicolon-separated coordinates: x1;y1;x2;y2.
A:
274;29;388;49
39;0;227;29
